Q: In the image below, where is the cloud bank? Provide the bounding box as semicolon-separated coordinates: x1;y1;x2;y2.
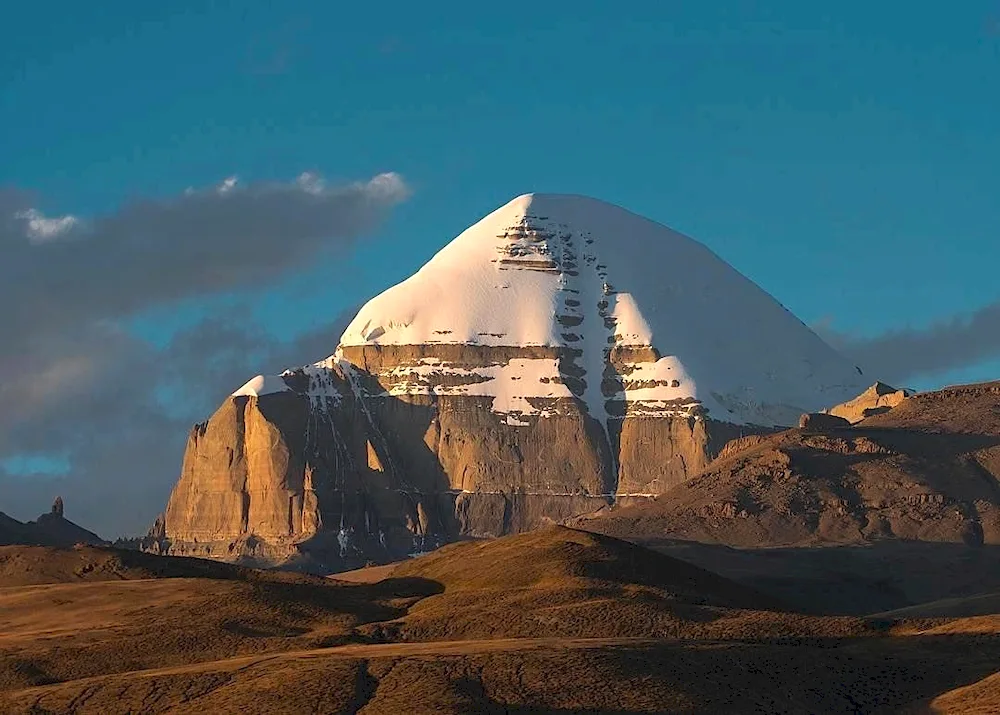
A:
0;173;406;536
816;301;1000;386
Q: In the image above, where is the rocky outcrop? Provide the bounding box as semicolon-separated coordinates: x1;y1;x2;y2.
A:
827;382;912;423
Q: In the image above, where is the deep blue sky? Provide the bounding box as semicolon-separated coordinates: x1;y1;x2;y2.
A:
3;1;999;378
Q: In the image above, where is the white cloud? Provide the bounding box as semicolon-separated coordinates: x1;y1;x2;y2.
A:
216;176;239;194
296;172;325;194
362;171;410;201
14;208;80;243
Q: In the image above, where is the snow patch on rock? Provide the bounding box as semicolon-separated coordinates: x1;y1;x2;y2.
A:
377;357;574;419
232;374;291;397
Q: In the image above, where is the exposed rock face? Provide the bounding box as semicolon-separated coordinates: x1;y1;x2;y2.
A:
827;381;912;423
157;194;867;569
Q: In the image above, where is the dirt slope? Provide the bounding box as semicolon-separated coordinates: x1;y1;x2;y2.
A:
928;670;1000;714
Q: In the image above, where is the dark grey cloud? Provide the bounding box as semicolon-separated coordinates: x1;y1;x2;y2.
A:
0;311;358;537
0;172;406;341
816;300;1000;385
0;173;404;535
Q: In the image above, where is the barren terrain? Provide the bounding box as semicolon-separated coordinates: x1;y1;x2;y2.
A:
1;528;999;713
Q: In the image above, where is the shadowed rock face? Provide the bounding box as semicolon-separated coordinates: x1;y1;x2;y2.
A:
798;412;851;430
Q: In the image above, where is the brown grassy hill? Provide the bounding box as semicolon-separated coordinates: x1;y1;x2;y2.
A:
0;544;244;586
0;543;363;588
927;670;1000;714
393;526;773;606
0;545;434;694
8;634;1000;715
364;526;869;642
3;528;1000;713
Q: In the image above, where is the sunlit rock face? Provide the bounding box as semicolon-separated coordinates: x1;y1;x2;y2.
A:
159;193;866;569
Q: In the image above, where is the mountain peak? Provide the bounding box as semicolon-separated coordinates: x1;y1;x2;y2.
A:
338;193;864;426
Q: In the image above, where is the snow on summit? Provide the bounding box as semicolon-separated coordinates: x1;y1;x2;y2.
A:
335;193;867;426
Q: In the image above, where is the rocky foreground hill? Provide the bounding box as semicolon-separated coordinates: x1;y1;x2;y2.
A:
576;380;1000;548
153;193;868;569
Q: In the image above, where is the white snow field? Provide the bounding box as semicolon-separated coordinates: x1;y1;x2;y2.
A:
335;193;866;426
239;193;866;427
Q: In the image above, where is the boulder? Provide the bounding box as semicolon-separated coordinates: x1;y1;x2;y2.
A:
828;382;912;424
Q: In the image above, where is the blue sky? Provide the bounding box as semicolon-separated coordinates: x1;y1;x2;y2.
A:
4;1;998;341
2;2;999;532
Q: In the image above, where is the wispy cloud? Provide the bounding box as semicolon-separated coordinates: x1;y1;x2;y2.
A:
816;300;1000;384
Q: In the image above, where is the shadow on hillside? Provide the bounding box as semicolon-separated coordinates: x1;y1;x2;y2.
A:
632;537;1000;616
847;427;1000;456
593;632;1000;714
236;575;444;615
350;633;1000;714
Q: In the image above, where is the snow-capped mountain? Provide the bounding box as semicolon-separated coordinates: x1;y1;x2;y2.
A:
339;193;865;426
158;194;868;568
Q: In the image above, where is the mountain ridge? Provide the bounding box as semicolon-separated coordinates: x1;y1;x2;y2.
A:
0;499;106;549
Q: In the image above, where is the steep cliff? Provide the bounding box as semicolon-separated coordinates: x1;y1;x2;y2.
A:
157;193;867;568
